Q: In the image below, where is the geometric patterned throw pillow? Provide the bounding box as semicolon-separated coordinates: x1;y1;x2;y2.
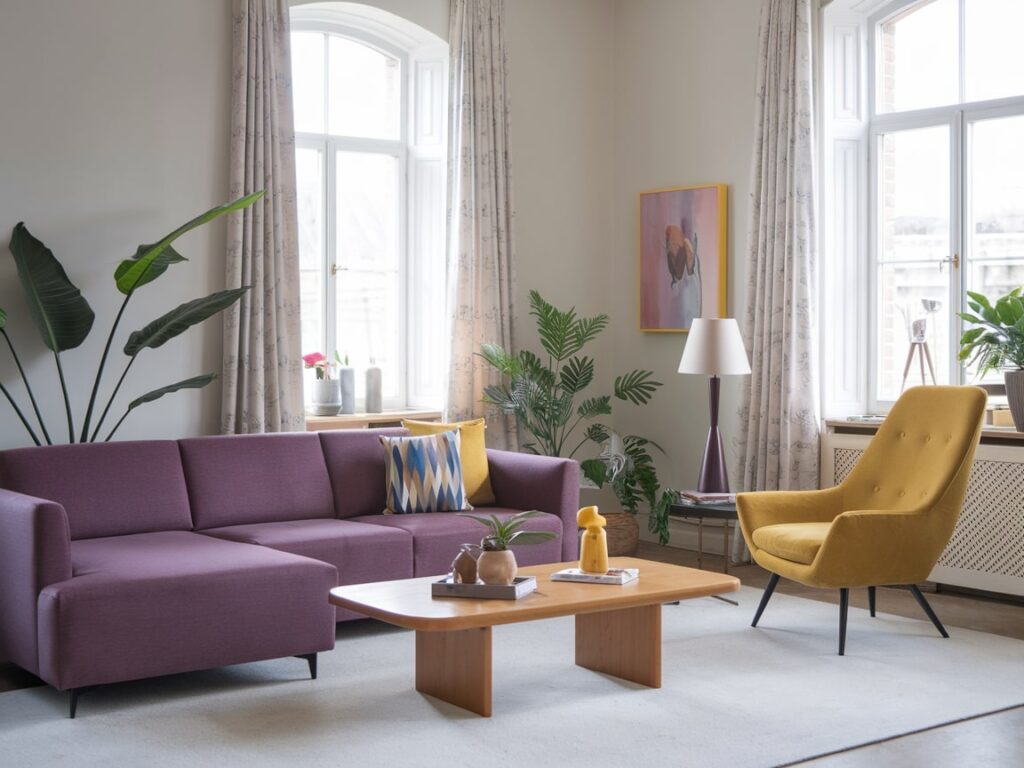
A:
379;430;473;514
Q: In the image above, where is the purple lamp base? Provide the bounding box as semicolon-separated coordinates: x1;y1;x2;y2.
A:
697;375;730;493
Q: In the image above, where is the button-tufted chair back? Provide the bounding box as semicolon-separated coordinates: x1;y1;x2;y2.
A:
841;385;986;548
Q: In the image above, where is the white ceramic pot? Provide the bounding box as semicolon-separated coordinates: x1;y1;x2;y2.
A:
1005;369;1024;431
310;379;341;416
476;549;517;585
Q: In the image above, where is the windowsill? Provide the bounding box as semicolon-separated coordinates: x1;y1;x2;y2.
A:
305;408;442;431
823;418;1024;444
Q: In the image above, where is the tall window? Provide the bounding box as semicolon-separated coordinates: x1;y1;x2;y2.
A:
290;9;447;409
868;0;1024;406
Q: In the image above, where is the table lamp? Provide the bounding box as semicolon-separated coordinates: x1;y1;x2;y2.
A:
677;318;751;493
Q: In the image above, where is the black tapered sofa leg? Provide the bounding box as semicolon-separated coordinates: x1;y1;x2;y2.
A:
69;686;93;719
752;573;780;627
296;652;318;680
909;585;949;638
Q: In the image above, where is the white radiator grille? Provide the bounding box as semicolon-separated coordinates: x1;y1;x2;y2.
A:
830;448;1024;581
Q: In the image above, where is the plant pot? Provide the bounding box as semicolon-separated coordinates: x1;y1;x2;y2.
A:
1005;369;1024;432
310;379;341;416
477;549;517;585
605;512;639;557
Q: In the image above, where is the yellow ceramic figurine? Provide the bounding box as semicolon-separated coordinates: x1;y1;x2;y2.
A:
577;505;609;574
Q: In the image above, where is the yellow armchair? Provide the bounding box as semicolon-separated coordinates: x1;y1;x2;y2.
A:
737;385;987;655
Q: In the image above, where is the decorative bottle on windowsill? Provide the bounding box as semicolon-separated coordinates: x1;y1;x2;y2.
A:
338;354;355;415
365;358;382;413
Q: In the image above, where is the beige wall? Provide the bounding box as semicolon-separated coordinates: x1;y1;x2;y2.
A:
0;0;760;473
0;0;232;448
607;0;762;523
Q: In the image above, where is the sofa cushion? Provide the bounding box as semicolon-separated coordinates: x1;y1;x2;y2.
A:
403;418;495;505
751;522;832;565
36;531;337;690
200;518;413;622
380;431;471;514
350;507;564;577
179;433;335;529
318;428;405;518
0;441;191;540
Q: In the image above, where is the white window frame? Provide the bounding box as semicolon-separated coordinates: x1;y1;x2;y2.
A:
291;5;448;411
822;0;1024;417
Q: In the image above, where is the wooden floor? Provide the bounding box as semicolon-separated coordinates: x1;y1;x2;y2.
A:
3;542;1022;766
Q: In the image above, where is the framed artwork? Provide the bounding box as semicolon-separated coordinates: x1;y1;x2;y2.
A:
637;183;727;332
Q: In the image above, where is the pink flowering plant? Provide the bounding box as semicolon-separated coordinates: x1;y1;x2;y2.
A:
303;352;334;380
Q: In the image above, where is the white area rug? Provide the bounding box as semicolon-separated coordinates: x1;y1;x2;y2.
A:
2;587;1022;768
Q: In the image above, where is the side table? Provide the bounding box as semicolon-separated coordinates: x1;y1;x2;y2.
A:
668;500;739;574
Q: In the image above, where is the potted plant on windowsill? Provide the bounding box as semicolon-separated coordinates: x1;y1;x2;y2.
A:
479;290;675;549
457;510;556;585
958;288;1024;430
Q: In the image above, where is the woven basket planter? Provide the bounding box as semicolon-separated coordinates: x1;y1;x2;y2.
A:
605;512;639;557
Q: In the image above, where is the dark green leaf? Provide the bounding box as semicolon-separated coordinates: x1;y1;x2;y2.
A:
127;373;216;412
580;458;608;488
577;395;612;419
124;287;248;356
115;191;264;294
113;244;186;294
614;370;662;405
559;356;594;394
9;222;95;351
0;307;6;329
583;422;611;444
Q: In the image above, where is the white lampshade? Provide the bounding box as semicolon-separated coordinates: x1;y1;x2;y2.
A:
677;318;751;376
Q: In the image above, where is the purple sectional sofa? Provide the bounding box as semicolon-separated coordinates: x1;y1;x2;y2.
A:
0;428;579;716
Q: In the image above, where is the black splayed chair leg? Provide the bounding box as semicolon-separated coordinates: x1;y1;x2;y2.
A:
868;586;876;617
296;653;318;680
752;573;780;627
909;585;949;638
838;588;850;656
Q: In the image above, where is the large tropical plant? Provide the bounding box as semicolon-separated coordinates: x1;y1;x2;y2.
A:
0;192;263;445
958;288;1024;373
479;290;675;543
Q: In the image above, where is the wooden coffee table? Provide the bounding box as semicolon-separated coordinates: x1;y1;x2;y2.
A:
328;557;740;716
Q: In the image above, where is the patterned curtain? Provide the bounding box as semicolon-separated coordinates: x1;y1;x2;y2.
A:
737;0;820;499
446;0;518;449
221;0;305;434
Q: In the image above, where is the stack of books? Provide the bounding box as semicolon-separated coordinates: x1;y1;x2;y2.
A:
550;567;639;585
677;490;736;504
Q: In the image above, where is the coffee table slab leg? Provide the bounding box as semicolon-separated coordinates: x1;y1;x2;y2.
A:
575;604;661;688
415;626;492;716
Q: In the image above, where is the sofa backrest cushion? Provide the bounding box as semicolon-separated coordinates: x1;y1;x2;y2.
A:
0;441;192;540
179;432;335;529
319;428;404;518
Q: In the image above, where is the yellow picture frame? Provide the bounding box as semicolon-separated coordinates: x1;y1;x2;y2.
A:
637;183;728;333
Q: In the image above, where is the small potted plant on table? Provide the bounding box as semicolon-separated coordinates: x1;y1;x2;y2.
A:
959;288;1024;430
457;510;556;585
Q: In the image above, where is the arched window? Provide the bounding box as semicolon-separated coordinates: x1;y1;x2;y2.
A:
290;4;447;409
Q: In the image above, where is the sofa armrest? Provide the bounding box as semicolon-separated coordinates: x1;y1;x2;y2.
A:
0;489;72;673
486;450;580;560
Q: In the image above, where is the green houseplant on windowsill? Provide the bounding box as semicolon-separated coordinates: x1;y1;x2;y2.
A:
958;287;1024;430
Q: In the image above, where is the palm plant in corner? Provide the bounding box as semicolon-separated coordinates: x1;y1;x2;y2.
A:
0;192;263;445
479;290;676;545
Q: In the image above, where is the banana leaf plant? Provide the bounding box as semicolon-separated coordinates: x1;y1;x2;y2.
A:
0;192;263;445
479;289;675;543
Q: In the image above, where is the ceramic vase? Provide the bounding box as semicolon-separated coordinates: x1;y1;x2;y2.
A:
451;544;481;584
338;367;355;414
310;379;341;416
477;549;517;585
365;360;382;413
1006;369;1024;431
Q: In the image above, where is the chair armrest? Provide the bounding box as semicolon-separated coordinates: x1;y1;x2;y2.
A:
736;486;843;540
811;506;942;587
486;450;580;560
0;489;72;673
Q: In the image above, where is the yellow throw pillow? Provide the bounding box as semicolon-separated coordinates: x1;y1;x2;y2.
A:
402;418;496;505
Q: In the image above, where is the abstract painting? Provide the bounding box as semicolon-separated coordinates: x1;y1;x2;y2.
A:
638;184;727;332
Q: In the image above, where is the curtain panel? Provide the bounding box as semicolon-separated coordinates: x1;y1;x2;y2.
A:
221;0;305;434
737;0;821;501
446;0;518;449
